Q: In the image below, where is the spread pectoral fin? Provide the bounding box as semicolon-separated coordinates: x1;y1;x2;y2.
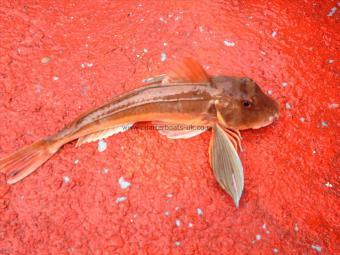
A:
209;124;244;208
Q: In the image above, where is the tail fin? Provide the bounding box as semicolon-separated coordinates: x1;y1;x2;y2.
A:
0;139;61;184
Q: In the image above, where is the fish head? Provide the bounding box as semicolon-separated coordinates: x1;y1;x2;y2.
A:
212;76;279;130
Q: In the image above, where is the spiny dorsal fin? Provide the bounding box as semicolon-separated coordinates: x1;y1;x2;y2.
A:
142;58;210;85
166;58;210;83
76;123;134;147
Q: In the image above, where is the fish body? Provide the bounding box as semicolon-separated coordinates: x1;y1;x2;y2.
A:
0;58;279;207
54;83;219;144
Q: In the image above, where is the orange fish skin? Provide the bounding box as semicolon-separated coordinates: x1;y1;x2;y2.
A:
53;83;220;146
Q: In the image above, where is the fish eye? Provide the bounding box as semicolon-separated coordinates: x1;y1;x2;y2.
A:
242;100;252;108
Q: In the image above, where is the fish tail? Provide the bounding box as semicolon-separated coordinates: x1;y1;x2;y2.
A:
0;138;62;184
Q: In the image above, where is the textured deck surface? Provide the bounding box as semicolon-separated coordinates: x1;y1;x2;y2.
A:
0;1;338;254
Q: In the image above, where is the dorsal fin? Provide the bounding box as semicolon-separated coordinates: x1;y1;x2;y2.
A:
166;58;210;83
142;58;210;85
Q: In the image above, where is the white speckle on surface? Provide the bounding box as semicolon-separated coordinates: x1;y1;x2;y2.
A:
102;168;109;174
63;176;70;183
166;193;173;198
271;31;277;37
312;150;317;155
74;159;79;164
266;230;270;234
267;90;273;95
285;102;292;109
41;56;51;64
199;26;204;32
197;208;203;216
273;248;279;253
260;51;267;55
116;196;127;203
143;48;148;53
164;211;170;216
80;84;89;95
188;223;193;228
327;6;337;16
81;62;93;68
321;121;328;127
175;219;181;227
224;40;236;47
324;182;333;188
161;52;167;62
300;117;305;122
35;84;42;93
98;139;107;152
262;223;267;229
256;234;261;240
282;82;288;87
53;76;59;81
174;241;181;246
159;17;167;23
294;224;299;232
118;176;131;189
311;244;322;253
328;59;334;63
175;206;180;211
163;42;168;46
328;103;338;108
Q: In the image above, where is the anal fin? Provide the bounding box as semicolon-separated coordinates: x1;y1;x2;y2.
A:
76;123;134;147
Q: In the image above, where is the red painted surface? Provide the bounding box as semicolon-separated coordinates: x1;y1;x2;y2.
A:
0;1;338;254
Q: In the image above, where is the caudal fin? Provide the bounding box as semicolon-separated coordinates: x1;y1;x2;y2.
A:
0;139;61;184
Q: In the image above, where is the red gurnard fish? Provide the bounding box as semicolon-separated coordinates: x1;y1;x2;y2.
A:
0;58;279;207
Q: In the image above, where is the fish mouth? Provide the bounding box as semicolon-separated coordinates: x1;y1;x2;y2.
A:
252;113;279;130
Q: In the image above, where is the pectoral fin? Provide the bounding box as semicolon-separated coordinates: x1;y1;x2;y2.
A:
209;124;244;208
